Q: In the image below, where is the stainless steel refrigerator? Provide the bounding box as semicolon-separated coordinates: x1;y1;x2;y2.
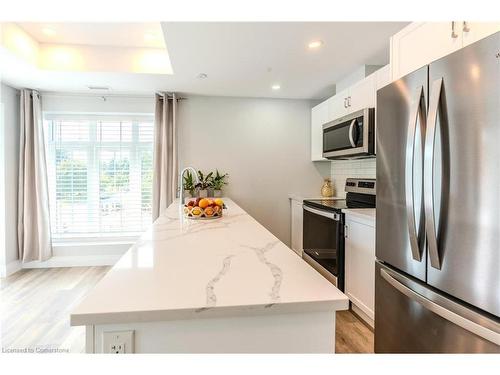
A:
375;32;500;353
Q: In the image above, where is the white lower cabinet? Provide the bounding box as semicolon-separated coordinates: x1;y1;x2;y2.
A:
344;214;375;327
290;198;303;256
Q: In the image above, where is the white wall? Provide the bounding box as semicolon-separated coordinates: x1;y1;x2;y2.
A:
178;95;330;245
0;83;20;274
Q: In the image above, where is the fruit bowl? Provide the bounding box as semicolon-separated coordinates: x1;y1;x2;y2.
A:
183;198;225;220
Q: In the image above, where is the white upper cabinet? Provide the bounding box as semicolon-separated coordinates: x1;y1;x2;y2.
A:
391;22;500;80
310;100;328;161
462;22;500;46
374;64;391;91
391;22;462;80
347;74;376;113
326;89;349;122
326;76;376;122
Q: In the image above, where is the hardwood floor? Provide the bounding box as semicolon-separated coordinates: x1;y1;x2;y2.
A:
1;266;374;353
335;310;374;353
1;266;109;353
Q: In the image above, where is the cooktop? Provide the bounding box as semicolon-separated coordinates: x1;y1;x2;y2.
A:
303;178;376;213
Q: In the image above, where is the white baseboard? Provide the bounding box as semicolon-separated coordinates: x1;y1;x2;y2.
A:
0;259;22;278
351;303;374;328
21;254;121;269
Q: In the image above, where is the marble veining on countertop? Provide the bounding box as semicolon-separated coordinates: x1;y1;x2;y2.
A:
71;198;348;326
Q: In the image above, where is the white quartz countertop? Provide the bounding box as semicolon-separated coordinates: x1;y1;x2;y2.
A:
71;199;348;326
342;208;376;223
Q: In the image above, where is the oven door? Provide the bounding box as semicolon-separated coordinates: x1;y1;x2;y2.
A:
322;108;374;159
302;204;344;290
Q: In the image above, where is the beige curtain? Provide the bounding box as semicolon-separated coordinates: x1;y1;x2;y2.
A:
18;90;52;262
152;92;178;220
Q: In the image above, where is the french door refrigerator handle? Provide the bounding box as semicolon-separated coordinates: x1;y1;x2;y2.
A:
424;78;443;269
405;85;426;262
380;268;500;346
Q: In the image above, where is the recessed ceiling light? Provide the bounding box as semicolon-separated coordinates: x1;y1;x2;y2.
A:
308;40;324;49
42;27;56;36
88;86;110;91
271;84;281;90
197;73;208;79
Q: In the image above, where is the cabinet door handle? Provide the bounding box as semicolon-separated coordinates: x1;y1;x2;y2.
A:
345;224;349;238
344;98;347;108
451;21;458;39
463;21;470;33
348;96;352;107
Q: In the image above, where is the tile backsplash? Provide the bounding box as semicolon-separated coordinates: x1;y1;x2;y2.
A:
330;158;376;198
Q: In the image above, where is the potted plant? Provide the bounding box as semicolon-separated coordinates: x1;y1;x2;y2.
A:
183;170;195;198
195;170;213;198
211;170;228;198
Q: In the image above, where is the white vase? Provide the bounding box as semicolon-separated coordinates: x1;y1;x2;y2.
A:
213;189;222;198
198;189;208;198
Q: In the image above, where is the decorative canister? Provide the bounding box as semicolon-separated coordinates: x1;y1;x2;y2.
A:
321;178;334;198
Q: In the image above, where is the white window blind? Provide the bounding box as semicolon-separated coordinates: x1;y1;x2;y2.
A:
44;115;154;240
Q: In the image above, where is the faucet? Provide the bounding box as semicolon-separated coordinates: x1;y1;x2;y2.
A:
179;166;199;203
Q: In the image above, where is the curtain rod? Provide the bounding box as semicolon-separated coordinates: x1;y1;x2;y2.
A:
40;92;155;99
156;93;187;101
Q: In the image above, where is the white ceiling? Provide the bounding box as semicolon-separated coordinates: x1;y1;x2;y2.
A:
2;22;408;99
17;22;165;48
161;22;407;99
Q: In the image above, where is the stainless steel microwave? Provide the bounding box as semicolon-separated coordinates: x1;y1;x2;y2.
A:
322;108;375;159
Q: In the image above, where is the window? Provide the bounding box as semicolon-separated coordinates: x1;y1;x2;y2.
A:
44;115;154;240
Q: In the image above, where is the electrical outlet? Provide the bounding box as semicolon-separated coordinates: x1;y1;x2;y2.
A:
103;330;134;354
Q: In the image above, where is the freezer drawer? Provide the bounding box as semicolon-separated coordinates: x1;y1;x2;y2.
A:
375;262;500;353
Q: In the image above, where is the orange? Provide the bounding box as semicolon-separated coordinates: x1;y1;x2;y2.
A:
198;198;210;209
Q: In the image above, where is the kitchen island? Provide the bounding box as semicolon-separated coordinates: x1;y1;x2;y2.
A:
71;199;349;353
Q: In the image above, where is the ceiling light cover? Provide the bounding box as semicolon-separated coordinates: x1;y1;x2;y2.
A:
308;40;324;49
271;84;281;90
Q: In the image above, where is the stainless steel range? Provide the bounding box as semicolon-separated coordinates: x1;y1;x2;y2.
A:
302;178;376;291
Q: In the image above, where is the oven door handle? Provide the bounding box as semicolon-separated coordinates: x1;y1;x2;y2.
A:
303;205;340;221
